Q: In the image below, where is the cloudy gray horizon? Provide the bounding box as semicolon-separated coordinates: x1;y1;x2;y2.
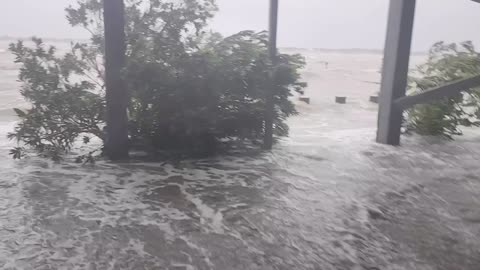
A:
0;0;479;51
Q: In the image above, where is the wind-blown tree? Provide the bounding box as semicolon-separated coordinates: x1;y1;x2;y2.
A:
406;41;480;138
9;0;306;159
8;39;105;161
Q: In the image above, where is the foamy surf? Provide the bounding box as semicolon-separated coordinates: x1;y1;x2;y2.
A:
0;41;478;269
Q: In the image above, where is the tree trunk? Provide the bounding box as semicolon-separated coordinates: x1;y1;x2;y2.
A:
103;0;129;160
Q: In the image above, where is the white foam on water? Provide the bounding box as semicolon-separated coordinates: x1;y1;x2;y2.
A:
178;236;214;268
172;182;225;234
0;45;478;269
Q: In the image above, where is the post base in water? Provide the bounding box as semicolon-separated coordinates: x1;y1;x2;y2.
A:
299;97;310;104
335;96;347;104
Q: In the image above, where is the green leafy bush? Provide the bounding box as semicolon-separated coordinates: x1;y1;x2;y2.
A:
9;0;306;159
9;38;105;160
406;41;480;138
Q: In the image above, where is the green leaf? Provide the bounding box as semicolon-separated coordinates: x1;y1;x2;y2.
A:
9;147;25;160
13;108;27;118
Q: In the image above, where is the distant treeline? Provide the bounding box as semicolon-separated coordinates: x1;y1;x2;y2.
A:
280;47;427;55
0;36;87;43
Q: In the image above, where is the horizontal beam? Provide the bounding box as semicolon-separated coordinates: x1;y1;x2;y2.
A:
394;75;480;110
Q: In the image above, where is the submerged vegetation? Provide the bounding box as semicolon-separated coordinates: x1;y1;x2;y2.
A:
8;0;306;160
406;41;480;138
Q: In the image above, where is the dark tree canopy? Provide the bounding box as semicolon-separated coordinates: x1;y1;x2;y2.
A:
9;0;307;160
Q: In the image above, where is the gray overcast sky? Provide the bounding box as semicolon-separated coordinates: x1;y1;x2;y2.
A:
0;0;479;51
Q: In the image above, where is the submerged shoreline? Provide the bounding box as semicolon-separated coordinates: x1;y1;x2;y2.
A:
0;41;479;269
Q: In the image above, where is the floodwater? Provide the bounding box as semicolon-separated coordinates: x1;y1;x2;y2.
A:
0;41;480;270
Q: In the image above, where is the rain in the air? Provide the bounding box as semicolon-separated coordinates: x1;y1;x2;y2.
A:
0;0;479;269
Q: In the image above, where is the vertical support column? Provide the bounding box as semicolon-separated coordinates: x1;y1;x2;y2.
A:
104;0;129;160
376;0;416;145
264;0;279;150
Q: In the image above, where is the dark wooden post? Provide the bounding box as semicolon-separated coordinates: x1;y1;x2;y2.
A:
103;0;129;160
264;0;279;150
376;0;416;145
